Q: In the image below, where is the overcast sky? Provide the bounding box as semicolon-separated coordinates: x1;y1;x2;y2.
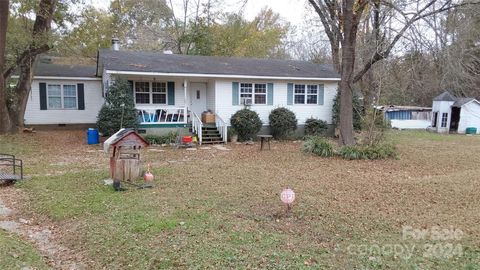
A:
89;0;310;27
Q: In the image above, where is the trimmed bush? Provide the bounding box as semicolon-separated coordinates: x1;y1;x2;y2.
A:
269;107;297;139
305;118;328;136
303;136;335;157
339;144;398;160
96;78;139;136
143;132;178;145
230;109;262;141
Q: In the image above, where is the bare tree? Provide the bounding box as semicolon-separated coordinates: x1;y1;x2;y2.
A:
307;0;478;145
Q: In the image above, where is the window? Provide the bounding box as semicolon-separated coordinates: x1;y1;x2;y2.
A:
254;84;267;104
63;85;77;109
240;83;253;104
294;84;305;104
295;84;318;104
152;82;166;104
441;113;448;127
307;85;318;104
47;84;77;109
432;112;438;127
135;81;150;104
239;83;268;105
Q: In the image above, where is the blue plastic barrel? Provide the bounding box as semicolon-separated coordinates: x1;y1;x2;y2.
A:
87;128;99;144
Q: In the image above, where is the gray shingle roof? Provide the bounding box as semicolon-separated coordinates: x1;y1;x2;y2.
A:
97;49;339;79
433;91;457;101
33;60;97;78
453;98;475;107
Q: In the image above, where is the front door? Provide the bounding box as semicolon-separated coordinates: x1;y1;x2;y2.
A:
189;82;207;116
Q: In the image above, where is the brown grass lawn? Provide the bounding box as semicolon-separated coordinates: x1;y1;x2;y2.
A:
0;130;479;269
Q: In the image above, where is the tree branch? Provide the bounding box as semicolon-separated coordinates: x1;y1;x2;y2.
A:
3;44;51;79
353;0;480;83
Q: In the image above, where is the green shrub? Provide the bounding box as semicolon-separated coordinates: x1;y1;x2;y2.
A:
305;118;328;136
303;136;335;157
269;107;297;139
143;132;178;145
230;109;262;141
96;78;139;136
339;144;398;160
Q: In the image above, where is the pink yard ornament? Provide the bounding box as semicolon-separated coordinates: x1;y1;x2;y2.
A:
280;188;295;213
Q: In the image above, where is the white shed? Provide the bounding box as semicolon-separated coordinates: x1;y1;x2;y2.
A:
431;91;480;134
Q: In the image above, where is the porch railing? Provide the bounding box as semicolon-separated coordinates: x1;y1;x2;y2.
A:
215;113;228;143
137;107;187;124
191;111;203;145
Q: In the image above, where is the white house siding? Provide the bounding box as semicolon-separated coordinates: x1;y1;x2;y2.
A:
214;79;338;126
25;79;103;125
206;79;216;111
458;101;480;134
431;100;454;133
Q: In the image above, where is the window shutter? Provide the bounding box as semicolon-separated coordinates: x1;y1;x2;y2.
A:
39;83;47;110
267;83;274;105
232;82;239;105
77;83;85;110
167;81;175;105
318;84;324;105
127;80;134;98
287;83;293;105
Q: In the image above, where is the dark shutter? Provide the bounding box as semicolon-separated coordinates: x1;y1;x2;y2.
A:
167;81;175;105
127;80;134;98
39;82;47;110
232;82;239;105
267;83;274;105
287;83;293;105
77;83;85;110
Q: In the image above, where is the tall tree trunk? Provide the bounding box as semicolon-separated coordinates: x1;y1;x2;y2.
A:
0;0;11;134
0;0;55;133
338;0;360;146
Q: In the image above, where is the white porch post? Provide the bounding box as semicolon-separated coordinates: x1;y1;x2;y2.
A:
184;79;188;116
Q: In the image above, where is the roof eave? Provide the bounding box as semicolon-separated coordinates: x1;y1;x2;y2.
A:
105;69;341;81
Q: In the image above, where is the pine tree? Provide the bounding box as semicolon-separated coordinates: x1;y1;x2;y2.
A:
96;78;139;136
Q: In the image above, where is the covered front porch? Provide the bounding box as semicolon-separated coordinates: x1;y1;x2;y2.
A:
108;73;227;144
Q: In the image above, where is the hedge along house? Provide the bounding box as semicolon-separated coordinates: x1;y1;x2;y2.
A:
96;41;340;144
430;91;480;134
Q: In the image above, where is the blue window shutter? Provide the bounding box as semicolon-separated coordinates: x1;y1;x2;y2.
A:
39;83;47;110
267;83;274;105
287;83;293;105
318;84;324;105
167;81;175;105
232;82;239;105
77;83;85;110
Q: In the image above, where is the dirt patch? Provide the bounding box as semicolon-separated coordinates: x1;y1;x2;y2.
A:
0;186;88;269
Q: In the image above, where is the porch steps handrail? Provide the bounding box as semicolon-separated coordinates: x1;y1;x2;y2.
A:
215;113;228;143
191;111;203;145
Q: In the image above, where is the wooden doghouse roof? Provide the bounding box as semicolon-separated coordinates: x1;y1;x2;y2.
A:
103;128;149;153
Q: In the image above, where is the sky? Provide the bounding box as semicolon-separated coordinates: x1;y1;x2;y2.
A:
89;0;310;27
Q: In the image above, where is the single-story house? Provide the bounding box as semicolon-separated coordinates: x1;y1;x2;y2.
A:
376;105;432;129
23;59;103;128
430;91;480;134
24;40;340;143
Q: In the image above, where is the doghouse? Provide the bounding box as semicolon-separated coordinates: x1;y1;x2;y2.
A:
104;128;149;181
